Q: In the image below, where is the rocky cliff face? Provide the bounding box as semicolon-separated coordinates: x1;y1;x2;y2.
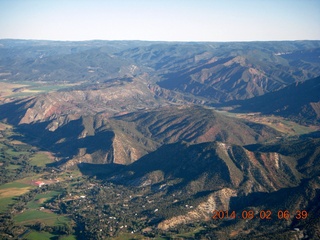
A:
158;188;237;230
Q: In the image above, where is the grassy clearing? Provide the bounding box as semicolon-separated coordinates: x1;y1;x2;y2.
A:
23;231;76;240
175;227;204;238
27;191;61;209
30;85;68;92
0;197;15;212
0;137;29;159
26;200;44;209
0;81;78;99
15;210;71;227
5;148;29;157
55;216;71;225
0;181;35;212
9;92;41;98
15;210;60;224
60;235;77;240
0;187;31;201
58;169;83;182
6;164;22;170
17;174;44;183
24;230;56;240
34;191;61;201
6;81;83;98
30;152;53;167
0;181;30;189
0;82;28;98
0;187;31;213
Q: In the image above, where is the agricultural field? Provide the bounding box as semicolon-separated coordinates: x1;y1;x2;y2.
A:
23;231;56;240
0;197;16;213
0;168;76;239
0;181;34;212
26;190;61;209
0;124;55;187
0;82;28;99
0;126;76;239
29;152;54;167
22;230;77;240
0;81;82;100
14;210;70;226
11;184;76;240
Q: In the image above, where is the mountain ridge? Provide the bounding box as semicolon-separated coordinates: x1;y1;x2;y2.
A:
0;105;283;166
230;76;320;124
2;40;320;104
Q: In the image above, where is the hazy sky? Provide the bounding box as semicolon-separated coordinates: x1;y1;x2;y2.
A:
1;0;320;42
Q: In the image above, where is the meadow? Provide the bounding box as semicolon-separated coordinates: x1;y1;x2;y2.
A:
0;181;33;212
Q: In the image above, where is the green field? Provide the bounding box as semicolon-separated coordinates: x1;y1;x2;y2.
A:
34;191;61;200
26;191;61;209
6;164;21;170
5;148;29;157
0;197;14;212
60;235;77;240
0;181;34;213
14;210;70;225
0;181;30;189
29;152;53;167
31;84;70;92
175;227;205;239
0;139;30;159
23;230;77;240
5;81;80;98
14;210;55;223
24;231;56;240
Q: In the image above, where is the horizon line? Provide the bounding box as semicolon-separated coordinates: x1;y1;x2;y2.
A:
1;38;320;43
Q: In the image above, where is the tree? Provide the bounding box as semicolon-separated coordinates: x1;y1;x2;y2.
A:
35;221;46;231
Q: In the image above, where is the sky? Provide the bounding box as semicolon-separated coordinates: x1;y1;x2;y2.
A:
0;0;320;42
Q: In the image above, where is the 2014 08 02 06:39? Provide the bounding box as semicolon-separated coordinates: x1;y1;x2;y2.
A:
212;210;308;220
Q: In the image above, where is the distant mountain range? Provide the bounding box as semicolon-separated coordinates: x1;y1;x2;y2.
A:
1;40;320;103
135;43;320;102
